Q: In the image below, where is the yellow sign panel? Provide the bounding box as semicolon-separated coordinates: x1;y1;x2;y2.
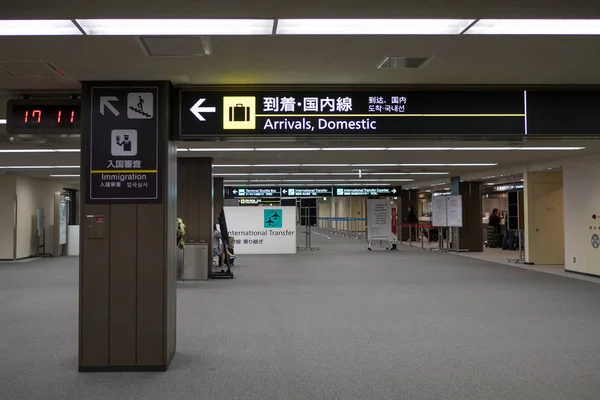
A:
223;96;256;130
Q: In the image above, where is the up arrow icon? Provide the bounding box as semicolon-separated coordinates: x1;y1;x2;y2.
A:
190;98;216;121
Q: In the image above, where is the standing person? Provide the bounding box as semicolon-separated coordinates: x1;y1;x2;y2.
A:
487;208;502;248
406;206;419;241
488;208;501;233
213;224;235;267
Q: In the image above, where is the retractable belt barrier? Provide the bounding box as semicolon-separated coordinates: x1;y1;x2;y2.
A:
318;217;367;239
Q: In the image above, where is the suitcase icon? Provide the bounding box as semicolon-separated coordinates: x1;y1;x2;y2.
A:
229;104;250;122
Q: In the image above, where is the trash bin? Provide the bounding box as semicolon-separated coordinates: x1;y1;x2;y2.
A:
181;241;209;281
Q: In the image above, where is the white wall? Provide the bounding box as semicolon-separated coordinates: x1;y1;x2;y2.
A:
15;176;66;259
563;155;600;276
0;175;17;259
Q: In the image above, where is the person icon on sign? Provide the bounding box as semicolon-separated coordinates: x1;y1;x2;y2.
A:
116;134;132;152
137;96;144;112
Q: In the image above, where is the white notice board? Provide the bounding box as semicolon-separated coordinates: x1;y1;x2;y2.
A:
446;195;463;227
59;201;68;245
224;206;297;255
432;196;448;227
367;199;392;240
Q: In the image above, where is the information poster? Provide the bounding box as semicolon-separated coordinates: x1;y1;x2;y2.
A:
446;195;463;228
432;196;448;227
224;206;296;255
367;199;392;240
59;201;67;245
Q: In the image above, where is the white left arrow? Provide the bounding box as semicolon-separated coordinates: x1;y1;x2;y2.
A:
190;98;216;121
100;96;119;116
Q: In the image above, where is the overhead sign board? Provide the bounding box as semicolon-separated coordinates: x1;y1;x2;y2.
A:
178;87;526;139
282;187;334;197
334;187;399;196
84;85;160;203
227;187;281;198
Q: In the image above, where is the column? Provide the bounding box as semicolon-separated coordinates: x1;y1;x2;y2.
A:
79;81;177;372
454;180;483;252
523;170;564;265
400;189;418;241
177;158;214;276
213;177;224;221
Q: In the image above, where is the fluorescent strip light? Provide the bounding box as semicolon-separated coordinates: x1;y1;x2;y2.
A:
50;174;80;177
213;164;252;168
177;148;189;152
369;172;449;175
254;148;321;151
302;164;351;167
516;147;585;151
253;164;302;167
400;163;497;167
290;173;331;176
387;147;453;151
213;173;252;176
0;149;56;153
0;20;82;36
188;148;254;152
0;165;79;169
55;149;80;152
451;147;516;151
351;164;400;167
76;19;274;35
249;173;290;176
466;19;600;35
321;147;387;151
0;119;6;124
276;19;475;35
223;180;249;183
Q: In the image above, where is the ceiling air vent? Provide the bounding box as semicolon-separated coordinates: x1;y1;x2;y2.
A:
377;56;433;70
0;61;65;77
139;36;211;57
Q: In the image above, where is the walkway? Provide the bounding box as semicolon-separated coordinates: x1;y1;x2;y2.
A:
1;234;600;399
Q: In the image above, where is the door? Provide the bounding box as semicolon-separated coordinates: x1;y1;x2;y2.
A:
532;183;565;265
0;195;16;260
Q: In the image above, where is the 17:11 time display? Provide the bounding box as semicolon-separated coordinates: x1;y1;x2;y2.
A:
6;99;81;135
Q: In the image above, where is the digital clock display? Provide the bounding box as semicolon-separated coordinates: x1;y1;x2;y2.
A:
6;99;81;135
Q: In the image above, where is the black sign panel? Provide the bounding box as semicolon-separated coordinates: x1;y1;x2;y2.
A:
227;187;281;198
178;87;526;139
85;86;160;203
334;187;400;196
6;99;81;135
282;187;334;197
526;91;600;136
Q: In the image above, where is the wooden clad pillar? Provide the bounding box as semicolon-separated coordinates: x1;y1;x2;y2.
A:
79;81;177;372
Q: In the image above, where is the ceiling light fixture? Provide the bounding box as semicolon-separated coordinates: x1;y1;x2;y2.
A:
188;148;254;152
50;174;80;177
0;119;6;124
369;172;449;175
320;147;388;151
276;19;475;35
0;20;83;36
252;164;302;167
213;164;252;168
254;148;321;151
76;19;274;35
350;164;400;167
387;147;453;151
400;163;498;167
466;19;600;35
0;149;56;153
302;164;351;167
0;165;80;169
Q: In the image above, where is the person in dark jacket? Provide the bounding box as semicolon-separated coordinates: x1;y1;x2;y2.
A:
406;206;419;241
488;208;501;233
406;206;418;225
